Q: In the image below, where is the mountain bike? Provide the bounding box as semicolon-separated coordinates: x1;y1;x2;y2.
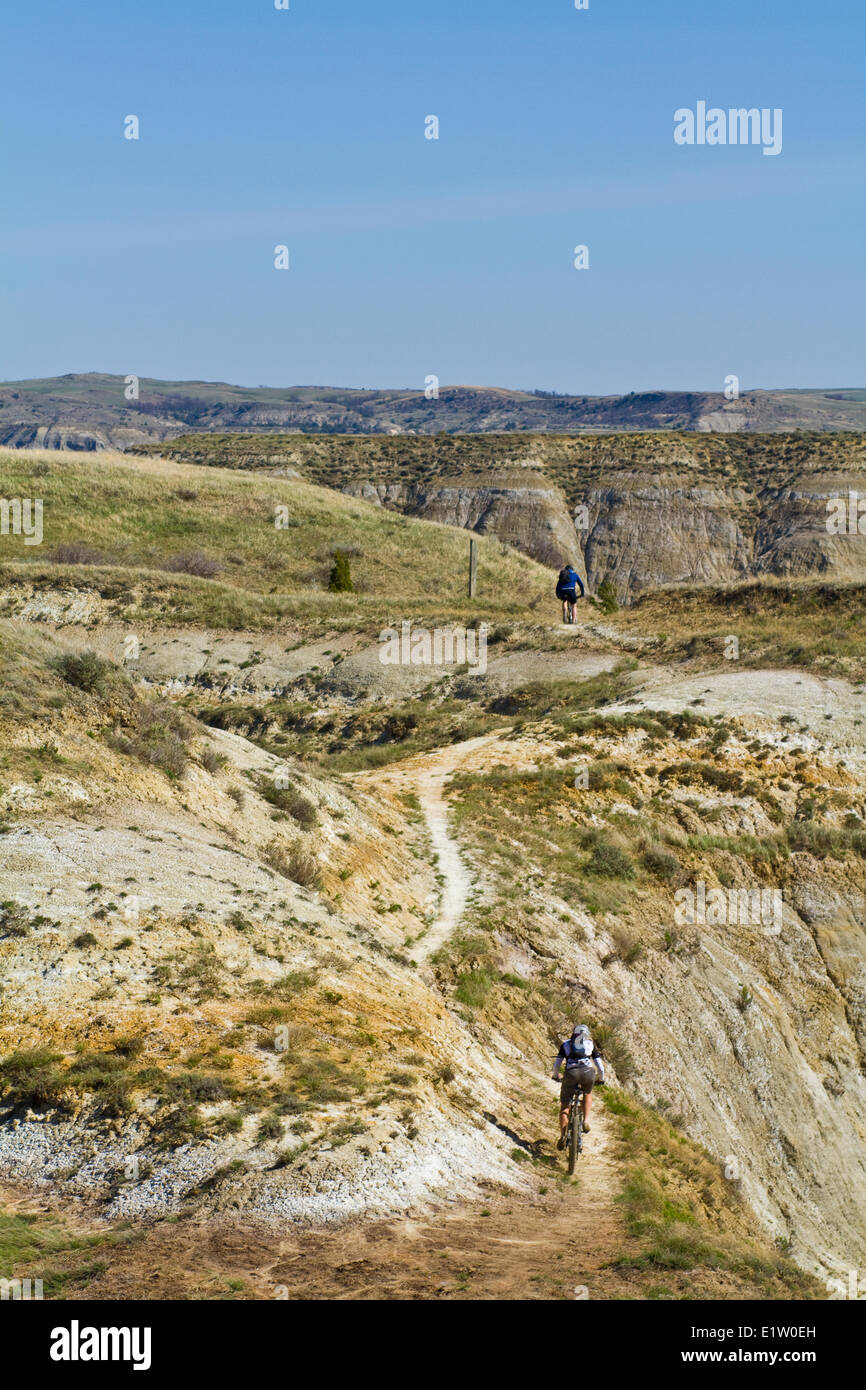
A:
565;1086;587;1173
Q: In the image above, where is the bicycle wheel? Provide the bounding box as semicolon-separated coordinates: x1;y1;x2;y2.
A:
567;1100;578;1174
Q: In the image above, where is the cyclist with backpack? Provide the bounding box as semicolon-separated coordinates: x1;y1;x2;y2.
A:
556;562;585;624
552;1023;604;1148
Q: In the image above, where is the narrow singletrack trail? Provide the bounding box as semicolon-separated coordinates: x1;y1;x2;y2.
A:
254;1107;635;1300
364;731;506;963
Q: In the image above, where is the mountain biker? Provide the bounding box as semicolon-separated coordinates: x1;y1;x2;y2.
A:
555;563;585;624
552;1024;604;1149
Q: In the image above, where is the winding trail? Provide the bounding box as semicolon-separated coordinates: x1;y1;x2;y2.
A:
364;732;509;963
406;760;473;962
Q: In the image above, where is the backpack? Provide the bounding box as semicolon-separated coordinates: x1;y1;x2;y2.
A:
564;1034;593;1066
558;566;575;586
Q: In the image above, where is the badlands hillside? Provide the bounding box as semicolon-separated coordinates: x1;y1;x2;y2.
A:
2;373;866;452
0;446;864;1300
142;429;866;596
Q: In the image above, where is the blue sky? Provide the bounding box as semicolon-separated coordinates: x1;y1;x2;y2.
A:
2;0;863;393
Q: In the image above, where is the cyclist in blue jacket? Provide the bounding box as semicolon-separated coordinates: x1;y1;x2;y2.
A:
555;563;585;624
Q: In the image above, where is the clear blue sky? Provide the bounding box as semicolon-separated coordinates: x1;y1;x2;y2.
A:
2;0;863;393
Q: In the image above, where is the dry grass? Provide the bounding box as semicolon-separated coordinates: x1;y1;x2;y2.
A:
610;578;866;680
0;448;551;628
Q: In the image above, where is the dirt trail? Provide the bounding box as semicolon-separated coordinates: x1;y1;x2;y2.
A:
255;1108;631;1300
361;732;513;963
0;1105;644;1301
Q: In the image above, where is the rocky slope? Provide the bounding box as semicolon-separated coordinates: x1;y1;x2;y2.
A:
448;668;866;1281
342;471;579;569
0;596;863;1295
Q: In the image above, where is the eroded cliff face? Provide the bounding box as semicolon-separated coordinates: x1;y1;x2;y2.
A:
582;471;866;598
582;476;754;594
344;471;580;569
441;666;866;1280
511;856;866;1277
347;458;866;600
599;855;866;1277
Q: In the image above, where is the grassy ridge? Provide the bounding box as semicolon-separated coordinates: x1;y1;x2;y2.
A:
0;448;551;628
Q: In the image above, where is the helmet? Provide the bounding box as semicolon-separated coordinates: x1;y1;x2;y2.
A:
572;1024;590;1038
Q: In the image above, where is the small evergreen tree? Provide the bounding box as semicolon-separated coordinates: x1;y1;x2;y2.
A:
596;579;619;614
328;550;354;592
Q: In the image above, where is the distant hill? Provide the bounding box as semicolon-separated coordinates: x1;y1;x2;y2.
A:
1;373;865;450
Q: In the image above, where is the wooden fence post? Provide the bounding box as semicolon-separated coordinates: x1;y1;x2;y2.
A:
468;537;478;598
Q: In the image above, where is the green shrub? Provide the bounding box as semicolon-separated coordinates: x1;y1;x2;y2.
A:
256;1114;283;1141
660;761;743;794
328;551;354;592
153;1104;203;1145
0;1049;66;1109
153;944;226;1002
260;781;318;829
67;1052;133;1116
107;700;194;780
582;1016;635;1084
269;971;317;1000
586;841;634;879
640;848;681;880
454;967;495;1008
736;984;754;1013
163;1072;230;1103
200;747;222;774
55;650;112;694
162;551;223;579
786;820;866;858
264;841;321;888
285;1056;365;1102
0;901;32;937
607;925;644;967
596;579;619;614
